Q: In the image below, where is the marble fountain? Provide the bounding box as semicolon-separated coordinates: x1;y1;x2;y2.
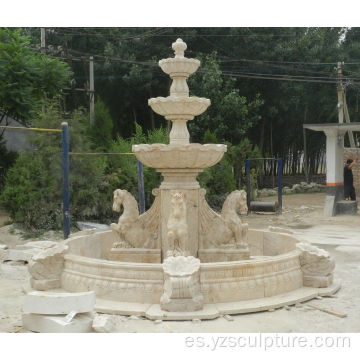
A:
28;39;340;320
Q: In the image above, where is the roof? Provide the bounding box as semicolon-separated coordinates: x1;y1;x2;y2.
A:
303;122;360;132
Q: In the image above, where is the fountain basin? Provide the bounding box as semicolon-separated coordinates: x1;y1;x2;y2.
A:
60;229;340;319
148;96;210;120
159;57;200;76
132;143;227;169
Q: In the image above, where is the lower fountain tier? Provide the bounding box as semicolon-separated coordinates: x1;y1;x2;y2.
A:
60;228;339;319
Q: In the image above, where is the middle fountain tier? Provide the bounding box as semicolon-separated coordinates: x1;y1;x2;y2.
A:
132;38;246;261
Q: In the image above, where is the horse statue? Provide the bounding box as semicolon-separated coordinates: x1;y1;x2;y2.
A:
166;191;188;258
199;189;249;249
110;189;157;249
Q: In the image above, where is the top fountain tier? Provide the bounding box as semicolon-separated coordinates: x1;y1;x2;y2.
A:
148;39;211;145
134;39;226;175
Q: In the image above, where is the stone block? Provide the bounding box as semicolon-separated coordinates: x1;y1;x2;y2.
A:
28;243;68;290
23;291;95;315
3;248;39;262
22;313;93;333
92;314;118;333
336;200;358;215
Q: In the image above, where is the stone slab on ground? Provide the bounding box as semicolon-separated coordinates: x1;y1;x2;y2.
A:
76;221;110;231
95;299;151;316
23;291;95;315
145;304;220;321
92;314;118;333
22;312;93;333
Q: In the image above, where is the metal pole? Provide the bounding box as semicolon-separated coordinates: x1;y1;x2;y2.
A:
245;159;251;214
137;160;145;214
277;158;283;214
61;122;70;239
89;56;95;126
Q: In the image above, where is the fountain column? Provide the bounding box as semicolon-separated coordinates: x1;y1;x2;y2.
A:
133;39;226;260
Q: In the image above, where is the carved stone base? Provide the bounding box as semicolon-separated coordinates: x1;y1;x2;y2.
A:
30;278;61;291
303;274;333;288
108;248;161;263
160;296;204;312
160;256;204;312
198;248;250;262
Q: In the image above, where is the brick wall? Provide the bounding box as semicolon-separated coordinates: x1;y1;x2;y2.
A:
344;148;360;197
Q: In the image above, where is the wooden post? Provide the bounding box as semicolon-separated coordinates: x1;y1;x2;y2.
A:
41;28;46;54
89;56;95;126
245;159;251;214
277;158;283;214
337;62;344;124
337;62;355;147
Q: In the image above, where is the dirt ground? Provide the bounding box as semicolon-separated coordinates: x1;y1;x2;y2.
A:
1;192;360;333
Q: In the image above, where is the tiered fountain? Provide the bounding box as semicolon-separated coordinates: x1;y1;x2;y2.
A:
29;39;340;319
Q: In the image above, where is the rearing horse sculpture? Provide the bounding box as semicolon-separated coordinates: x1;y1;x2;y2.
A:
111;189;157;249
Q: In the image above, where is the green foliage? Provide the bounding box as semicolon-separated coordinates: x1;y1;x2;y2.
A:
227;138;262;189
188;52;263;143
202;129;218;144
89;98;113;149
106;123;169;207
0;28;72;124
0;102;113;230
198;156;236;210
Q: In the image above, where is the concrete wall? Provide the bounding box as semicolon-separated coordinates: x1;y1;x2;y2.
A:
344;148;360;198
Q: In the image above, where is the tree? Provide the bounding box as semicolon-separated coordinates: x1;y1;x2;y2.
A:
0;28;72;128
89;98;113;150
188;52;263;144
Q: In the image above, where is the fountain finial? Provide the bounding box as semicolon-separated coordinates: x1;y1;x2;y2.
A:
172;38;187;58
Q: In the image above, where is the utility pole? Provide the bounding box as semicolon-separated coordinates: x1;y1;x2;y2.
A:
41;28;46;54
41;28;46;114
337;62;355;147
89;56;95;126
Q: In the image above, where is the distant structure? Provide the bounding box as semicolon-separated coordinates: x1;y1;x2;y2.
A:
0;116;33;152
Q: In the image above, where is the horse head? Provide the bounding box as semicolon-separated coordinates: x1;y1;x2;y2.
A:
112;189;128;212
